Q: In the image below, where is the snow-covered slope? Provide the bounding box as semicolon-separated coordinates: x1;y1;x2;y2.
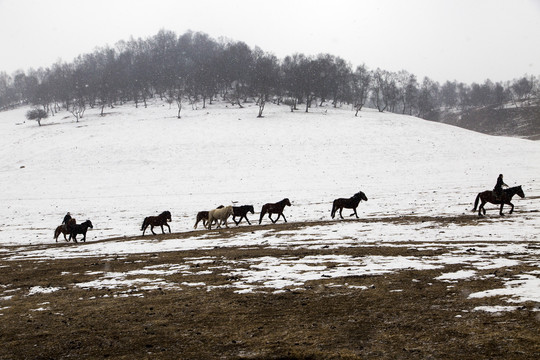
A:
0;101;538;245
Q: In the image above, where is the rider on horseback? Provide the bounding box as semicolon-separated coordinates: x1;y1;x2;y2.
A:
62;212;72;225
61;212;73;233
493;174;508;201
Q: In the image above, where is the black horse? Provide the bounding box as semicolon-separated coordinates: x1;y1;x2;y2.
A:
259;198;291;224
69;220;93;243
141;210;172;235
233;205;255;225
472;185;525;217
331;191;368;219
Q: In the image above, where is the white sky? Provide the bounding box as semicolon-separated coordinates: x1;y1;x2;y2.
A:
1;0;539;84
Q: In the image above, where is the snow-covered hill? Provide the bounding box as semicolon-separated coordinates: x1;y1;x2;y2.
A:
1;100;540;310
0;101;538;246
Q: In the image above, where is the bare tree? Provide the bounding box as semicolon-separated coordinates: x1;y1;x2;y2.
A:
251;50;279;117
351;64;371;116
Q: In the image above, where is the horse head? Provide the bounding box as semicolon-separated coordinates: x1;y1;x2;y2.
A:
163;211;172;222
248;205;255;214
516;186;525;198
284;198;291;206
85;220;93;229
355;192;368;201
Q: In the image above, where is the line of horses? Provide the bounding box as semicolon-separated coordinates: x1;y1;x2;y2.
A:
54;185;525;242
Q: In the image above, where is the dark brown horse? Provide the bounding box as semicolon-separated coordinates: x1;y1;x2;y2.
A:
54;218;76;242
194;211;210;229
233;205;255;225
69;220;93;243
331;191;368;219
259;198;291;224
472;185;525;217
194;206;223;229
141;211;171;235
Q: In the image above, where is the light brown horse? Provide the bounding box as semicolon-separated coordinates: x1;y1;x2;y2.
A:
207;206;234;230
194;206;223;229
472;185;525;217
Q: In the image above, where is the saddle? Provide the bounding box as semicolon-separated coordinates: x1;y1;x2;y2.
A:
492;190;505;201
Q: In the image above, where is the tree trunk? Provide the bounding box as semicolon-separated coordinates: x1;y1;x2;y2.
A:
176;98;182;119
257;95;265;118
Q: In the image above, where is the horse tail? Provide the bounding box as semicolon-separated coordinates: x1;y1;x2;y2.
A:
472;193;480;212
330;200;337;218
259;205;267;224
141;217;148;231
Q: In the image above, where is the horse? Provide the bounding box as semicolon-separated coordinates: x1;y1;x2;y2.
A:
259;198;291;224
141;210;172;235
69;220;93;243
233;205;255;226
54;218;76;242
472;185;525;217
331;191;368;219
207;206;234;230
194;206;223;229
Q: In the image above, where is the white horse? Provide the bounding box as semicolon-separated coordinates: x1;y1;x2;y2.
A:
207;205;234;230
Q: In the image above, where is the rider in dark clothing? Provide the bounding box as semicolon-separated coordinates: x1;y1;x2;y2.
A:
62;212;72;225
62;212;73;232
493;174;508;201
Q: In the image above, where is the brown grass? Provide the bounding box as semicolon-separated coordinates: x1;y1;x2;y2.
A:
1;234;539;360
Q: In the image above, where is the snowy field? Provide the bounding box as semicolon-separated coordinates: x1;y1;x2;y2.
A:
0;100;539;311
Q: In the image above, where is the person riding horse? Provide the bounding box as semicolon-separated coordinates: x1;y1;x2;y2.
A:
60;212;73;233
493;174;508;201
62;212;72;225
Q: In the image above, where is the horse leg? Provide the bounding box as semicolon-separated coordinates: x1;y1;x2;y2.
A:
233;216;240;226
509;202;514;214
166;223;171;233
499;203;505;216
351;207;359;218
150;225;156;235
478;201;484;217
339;208;344;220
281;212;287;223
269;213;277;223
82;232;86;242
160;225;165;234
245;216;251;226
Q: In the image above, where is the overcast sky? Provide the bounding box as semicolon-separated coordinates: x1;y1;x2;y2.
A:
1;0;539;84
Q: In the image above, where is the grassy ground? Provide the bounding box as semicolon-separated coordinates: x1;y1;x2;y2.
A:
1;227;539;360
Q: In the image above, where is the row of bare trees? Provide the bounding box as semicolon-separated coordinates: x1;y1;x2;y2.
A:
1;30;539;122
